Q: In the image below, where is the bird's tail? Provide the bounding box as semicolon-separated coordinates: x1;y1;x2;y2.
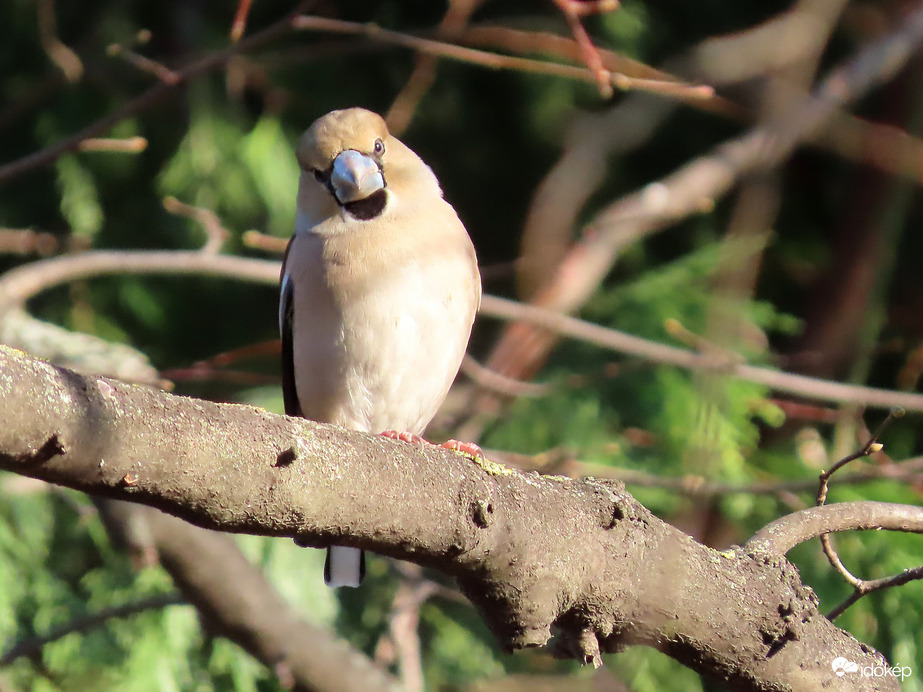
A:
324;546;365;587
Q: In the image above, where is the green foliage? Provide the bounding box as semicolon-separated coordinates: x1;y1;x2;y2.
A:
55;155;105;239
0;488;334;692
420;602;506;688
158;97;264;232
239;117;299;237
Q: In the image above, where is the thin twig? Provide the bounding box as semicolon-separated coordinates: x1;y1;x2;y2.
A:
460;355;549;398
386;0;486;135
610;73;714;100
816;409;903;506
827;566;923;621
160;339;283;386
551;0;619;97
37;0;83;82
812;409;923;619
292;15;711;100
0;229;58;256
76;137;148;153
0;251;279;315
106;43;180;84
379;566;435;692
0;593;185;665
161;197;230;254
292;15;603;83
242;229;290;253
570;458;923;499
231;0;254;42
460;25;734;115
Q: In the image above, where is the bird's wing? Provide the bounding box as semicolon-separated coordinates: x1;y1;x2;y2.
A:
280;239;302;418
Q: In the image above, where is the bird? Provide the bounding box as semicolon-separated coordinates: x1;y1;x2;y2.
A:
280;108;481;587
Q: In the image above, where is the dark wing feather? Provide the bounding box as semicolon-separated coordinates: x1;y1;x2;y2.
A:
280;239;303;418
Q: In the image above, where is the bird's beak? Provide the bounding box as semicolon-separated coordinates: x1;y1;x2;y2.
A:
330;150;385;204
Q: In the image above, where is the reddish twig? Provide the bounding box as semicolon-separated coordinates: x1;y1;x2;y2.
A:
292;15;712;103
551;0;619;97
231;0;254;42
460;354;549;398
386;0;486;135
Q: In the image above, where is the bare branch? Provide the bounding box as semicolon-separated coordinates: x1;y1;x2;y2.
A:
551;0;619;97
0;344;898;690
745;501;923;556
0;251;279;313
534;455;923;500
107;505;403;692
460;355;549;398
479;294;923;412
385;0;486;136
4;250;923;413
230;0;254;42
0;229;59;256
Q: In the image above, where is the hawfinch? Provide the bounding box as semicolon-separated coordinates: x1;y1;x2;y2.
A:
280;108;481;587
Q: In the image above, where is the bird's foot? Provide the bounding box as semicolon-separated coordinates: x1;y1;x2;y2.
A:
380;430;429;447
380;431;485;460
441;439;486;460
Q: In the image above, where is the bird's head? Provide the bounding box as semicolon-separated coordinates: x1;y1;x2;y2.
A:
296;108;394;222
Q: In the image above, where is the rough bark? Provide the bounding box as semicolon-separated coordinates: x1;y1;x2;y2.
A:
0;345;900;691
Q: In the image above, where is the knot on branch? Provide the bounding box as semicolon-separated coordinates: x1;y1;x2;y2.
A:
17;433;67;464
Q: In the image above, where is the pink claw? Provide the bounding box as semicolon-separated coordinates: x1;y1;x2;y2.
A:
441;439;485;459
380;430;429;447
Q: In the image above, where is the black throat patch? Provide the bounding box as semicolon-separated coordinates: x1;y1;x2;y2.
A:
343;188;387;221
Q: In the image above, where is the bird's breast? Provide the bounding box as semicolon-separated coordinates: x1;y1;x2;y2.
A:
289;226;476;435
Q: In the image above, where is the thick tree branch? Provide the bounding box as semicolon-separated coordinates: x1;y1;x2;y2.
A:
0;294;400;692
0;345;900;691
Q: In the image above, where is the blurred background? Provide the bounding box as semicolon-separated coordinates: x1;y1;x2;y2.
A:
2;0;923;690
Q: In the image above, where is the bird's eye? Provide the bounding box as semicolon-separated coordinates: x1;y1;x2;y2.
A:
312;168;326;183
373;138;385;156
